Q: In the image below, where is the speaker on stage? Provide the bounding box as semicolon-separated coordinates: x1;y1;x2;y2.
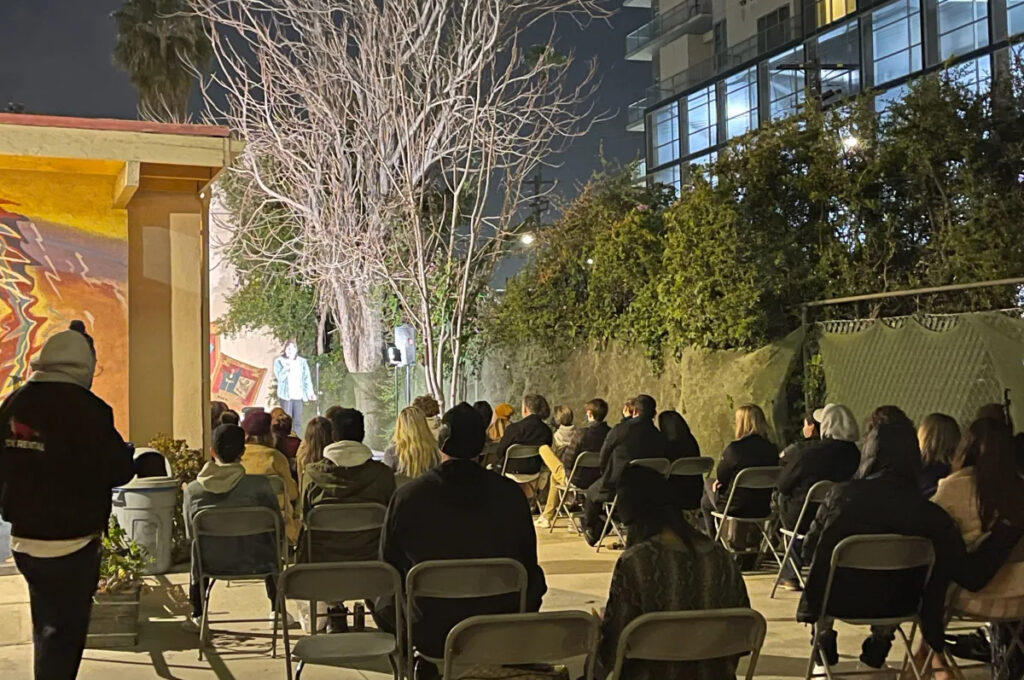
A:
394;324;416;367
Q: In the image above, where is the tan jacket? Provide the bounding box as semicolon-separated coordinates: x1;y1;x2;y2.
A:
241;443;300;544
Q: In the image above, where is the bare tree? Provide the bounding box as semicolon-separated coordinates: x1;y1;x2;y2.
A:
195;0;606;411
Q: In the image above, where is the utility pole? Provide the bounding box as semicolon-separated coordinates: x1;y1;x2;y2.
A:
526;171;555;227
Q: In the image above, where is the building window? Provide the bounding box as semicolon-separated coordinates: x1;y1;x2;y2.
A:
1011;0;1024;36
651;102;680;168
937;0;988;60
758;6;792;53
817;21;861;100
872;0;922;87
651;164;681;195
949;54;991;93
725;67;758;139
817;0;856;27
768;46;806;120
875;83;909;115
687;85;717;154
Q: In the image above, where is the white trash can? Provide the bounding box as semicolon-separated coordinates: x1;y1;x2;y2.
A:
111;449;178;575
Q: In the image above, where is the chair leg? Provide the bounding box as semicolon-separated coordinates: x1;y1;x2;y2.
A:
295;660;304;680
198;578;214;661
549;487;567;534
770;535;794;599
389;653;401;680
271;582;279;659
806;626;821;680
596;510;613;553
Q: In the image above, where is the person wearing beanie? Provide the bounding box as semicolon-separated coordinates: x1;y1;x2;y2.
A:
240;410;300;544
374;402;547;668
0;321;133;679
182;424;283;633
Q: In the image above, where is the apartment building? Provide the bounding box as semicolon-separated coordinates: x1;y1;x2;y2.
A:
625;0;1020;191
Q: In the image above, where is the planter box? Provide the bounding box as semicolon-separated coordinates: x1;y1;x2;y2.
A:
86;586;140;649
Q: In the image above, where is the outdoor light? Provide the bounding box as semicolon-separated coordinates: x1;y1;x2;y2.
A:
586;257;594;265
520;233;536;245
842;136;859;152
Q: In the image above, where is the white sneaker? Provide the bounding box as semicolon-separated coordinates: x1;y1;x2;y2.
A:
811;663;831;677
181;615;201;633
534;516;552;528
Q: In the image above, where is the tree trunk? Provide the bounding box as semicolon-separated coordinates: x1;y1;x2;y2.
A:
350;371;385;449
330;281;386;446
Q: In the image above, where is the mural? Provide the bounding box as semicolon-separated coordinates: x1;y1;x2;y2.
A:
210;322;267;409
0;176;129;430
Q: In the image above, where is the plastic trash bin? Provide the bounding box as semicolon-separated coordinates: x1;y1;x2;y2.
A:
111;449;178;574
0;513;10;562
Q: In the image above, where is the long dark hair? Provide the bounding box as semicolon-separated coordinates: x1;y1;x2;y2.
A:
955;418;1024;529
658;410;700;458
616;465;701;550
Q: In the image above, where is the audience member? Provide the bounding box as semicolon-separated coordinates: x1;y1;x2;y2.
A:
658;410;702;511
375;402;546;666
534;403;576;529
211;401;229;432
798;414;1022;671
494;394;553;502
271;412;301;464
488;402;515;442
581;395;668;546
595;466;749;680
562;398;612;489
412;394;442;439
775;404;860;591
780;410;821;463
183;424;282;631
298;407;395;562
917;413;960;499
926;418;1024;677
472;401;493;431
701;404;778;537
296;416;332;482
551;405;576;458
383;406;440;486
620;397;638;424
219;410;240;426
0;322;133;680
240;411;299;544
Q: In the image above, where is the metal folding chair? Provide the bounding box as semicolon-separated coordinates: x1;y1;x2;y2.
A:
442;611;600;680
549;451;602;534
279;561;403;680
405;558;528;679
596;458;672;553
710;466;783;567
302;502;387;563
770;480;835;598
611;608;767;680
502;444;544;511
667;456;714;509
805;534;936;680
192;506;285;660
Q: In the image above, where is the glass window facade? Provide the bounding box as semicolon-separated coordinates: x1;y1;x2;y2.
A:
651;102;680;168
651;165;681;195
1011;0;1024;36
768;47;806;120
817;0;857;27
686;85;717;154
937;0;988;60
875;83;909;114
817;21;861;100
950;54;991;93
724;67;758;139
873;0;922;86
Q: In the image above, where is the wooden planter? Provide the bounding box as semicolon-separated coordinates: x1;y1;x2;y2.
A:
86;585;140;649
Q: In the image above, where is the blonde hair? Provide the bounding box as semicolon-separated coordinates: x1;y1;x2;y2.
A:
734;404;769;441
392;407;440;479
918;413;961;466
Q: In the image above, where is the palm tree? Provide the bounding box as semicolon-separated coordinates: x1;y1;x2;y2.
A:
112;0;211;123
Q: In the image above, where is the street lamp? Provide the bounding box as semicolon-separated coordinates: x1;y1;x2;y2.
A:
520;233;536;246
841;135;859;152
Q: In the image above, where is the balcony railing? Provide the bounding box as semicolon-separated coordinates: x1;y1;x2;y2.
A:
625;0;714;61
647;13;805;103
626;98;647;131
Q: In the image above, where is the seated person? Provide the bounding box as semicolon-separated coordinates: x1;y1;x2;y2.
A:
375;402;546;665
412;394;442;440
701;404;778;537
219;410;240;426
182;424;283;630
271;411;302;466
299;407;396;562
775;404;860;590
917;413;960;499
382;406;440;487
494;394;553;501
797;411;1023;672
551;405;576;458
658;410;702;511
582;395;668;546
562;398;612;489
534;405;578;529
241;411;300;544
595;465;750;680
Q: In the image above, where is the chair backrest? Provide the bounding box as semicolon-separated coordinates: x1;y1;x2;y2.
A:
611;608;767;680
192;506;283;574
406;558;528;607
281;560;401;606
305;502;387;533
573;451;602;469
267;474;286;497
731;466;782;490
668;456;714;479
630;457;671;476
792;480;835;533
443;611;600;680
504;444;541;461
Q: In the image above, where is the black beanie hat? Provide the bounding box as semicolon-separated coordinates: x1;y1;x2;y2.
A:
439;402;486;459
212;424;246;463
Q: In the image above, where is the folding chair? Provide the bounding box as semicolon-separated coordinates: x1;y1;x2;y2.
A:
268;474;286;498
303;502;388;562
596;458;671;553
442;611;600;680
192;506;285;660
405;558;528;679
549;451;602;534
770;480;835;598
502;444;544;511
611;608;767;680
279;561;403;680
667;456;714;509
805;534;935;680
711;466;783;567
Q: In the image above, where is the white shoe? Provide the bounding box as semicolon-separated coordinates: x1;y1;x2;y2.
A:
299;613;328;634
181;615;201;633
534;516;552;528
812;663;831;677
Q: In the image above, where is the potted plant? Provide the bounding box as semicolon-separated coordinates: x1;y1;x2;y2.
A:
86;516;148;649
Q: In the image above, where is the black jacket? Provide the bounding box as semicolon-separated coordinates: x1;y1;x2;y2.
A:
495;413;552;475
587;417;668;504
917;462;950;499
377;459;546;657
798;474;1022;650
562;420;611;488
714;434;779;517
666;432;703;510
0;382;132;540
777;438;860;531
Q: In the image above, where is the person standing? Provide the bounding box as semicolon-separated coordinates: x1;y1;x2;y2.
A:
0;321;133;680
273;340;316;426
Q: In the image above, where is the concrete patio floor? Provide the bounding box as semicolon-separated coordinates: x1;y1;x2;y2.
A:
0;528;979;679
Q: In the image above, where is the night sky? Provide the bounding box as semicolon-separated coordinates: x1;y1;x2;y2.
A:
0;0;648;197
